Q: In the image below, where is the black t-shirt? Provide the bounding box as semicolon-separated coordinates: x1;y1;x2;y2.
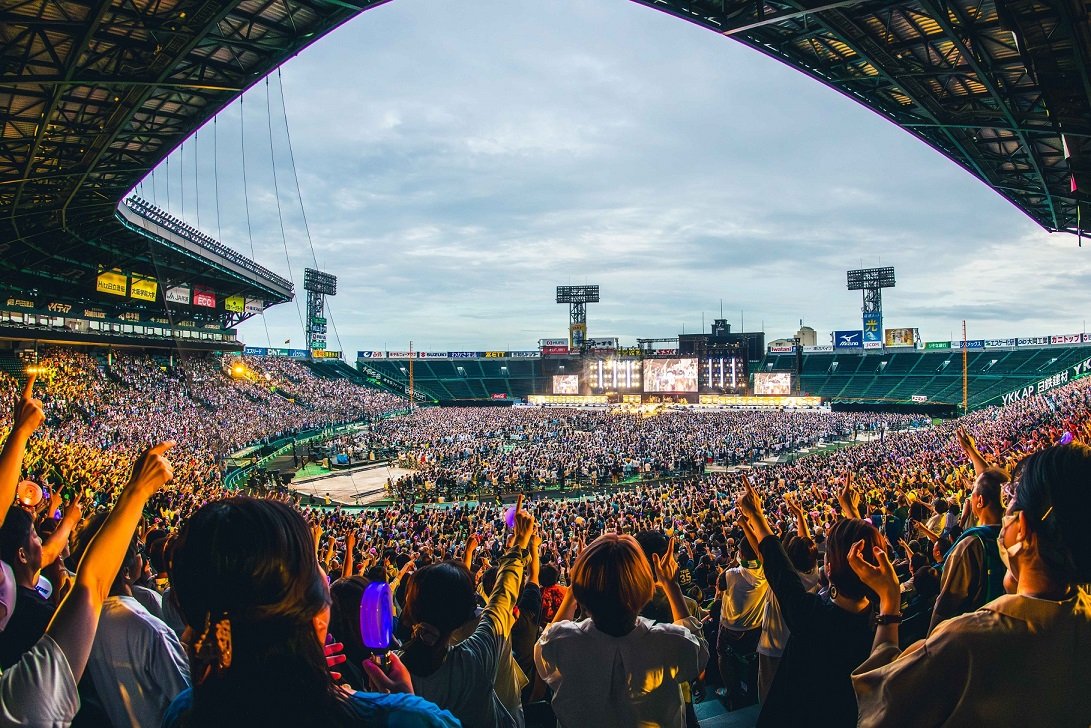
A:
757;536;875;728
0;585;56;669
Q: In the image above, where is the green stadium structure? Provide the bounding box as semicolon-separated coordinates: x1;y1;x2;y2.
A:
359;343;1091;413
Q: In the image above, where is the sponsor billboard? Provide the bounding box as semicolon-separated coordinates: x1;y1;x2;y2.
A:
287;349;310;359
509;351;541;358
244;298;264;315
1084;333;1091;344
541;346;569;355
165;286;190;305
357;351;384;359
96;270;127;297
985;338;1018;348
754;372;792;395
569;323;587;349
862;313;882;343
130;275;157;302
802;345;834;353
924;341;951;350
490;393;508;400
484;351;506;358
1017;336;1048;346
642;358;698;393
5;297;34;310
311;350;341;359
1051;334;1082;344
553;374;579;395
192;287;216;308
911;395;928;403
833;330;862;349
539;338;568;347
883;327;917;348
417;352;448;359
863;341;883;350
224;295;245;313
768;345;796;353
586;337;618;350
243;347;268;356
387;351;412;358
954;340;985;350
448;351;482;358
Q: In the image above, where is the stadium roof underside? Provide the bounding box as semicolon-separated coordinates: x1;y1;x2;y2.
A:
634;0;1091;235
0;0;386;302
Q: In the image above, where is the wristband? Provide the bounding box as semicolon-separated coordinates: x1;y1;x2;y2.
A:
874;613;903;625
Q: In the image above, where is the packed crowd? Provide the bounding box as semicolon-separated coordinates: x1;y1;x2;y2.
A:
362;407;924;502
0;346;1089;727
0;348;402;509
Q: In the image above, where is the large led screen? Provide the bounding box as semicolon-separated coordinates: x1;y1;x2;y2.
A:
754;371;792;395
552;374;580;395
642;358;698;393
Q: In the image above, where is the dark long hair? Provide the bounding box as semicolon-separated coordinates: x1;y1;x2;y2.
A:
1013;444;1091;585
825;518;884;602
170;497;353;727
400;561;477;676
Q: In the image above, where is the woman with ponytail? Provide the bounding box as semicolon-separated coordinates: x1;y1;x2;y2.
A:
162;497;457;728
399;496;536;728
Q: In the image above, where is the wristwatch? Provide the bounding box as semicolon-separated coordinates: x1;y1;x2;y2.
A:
874;613;903;625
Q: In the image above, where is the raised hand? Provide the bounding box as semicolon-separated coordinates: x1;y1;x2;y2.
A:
512;494;536;550
127;441;175;497
735;474;763;522
652;537;680;587
847;539;899;608
13;371;44;435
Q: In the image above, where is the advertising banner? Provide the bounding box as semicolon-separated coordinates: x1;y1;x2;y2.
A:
130;276;158;302
46;302;72;315
509;351;541;358
96;270;127;297
243;347;268;356
244;298;264;315
490;393;508;400
484;351;506;358
165;286;190;305
541;346;569;355
224;295;245;313
802;345;834;353
985;338;1018;348
287;349;310;359
1017;336;1048;346
883;327;917;348
924;341;951;350
863;341;883;350
1084;333;1091;344
357;351;384;359
768;345;796;353
1051;334;1082;344
539;339;568;347
416;352;448;359
5;297;34;310
387;351;412;358
954;340;985;350
586;337;618;350
862;313;882;343
569;323;587;349
192;287;216;308
654;349;679;356
833;330;862;349
754;372;792;395
312;350;341;359
448;351;482;358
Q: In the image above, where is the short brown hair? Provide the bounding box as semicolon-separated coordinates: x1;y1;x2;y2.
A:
570;534;654;636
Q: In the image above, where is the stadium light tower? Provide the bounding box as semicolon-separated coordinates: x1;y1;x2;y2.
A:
303;268;337;355
556;285;599;351
846;267;895;346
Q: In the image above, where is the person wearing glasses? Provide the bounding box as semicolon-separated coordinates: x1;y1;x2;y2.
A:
850;442;1091;727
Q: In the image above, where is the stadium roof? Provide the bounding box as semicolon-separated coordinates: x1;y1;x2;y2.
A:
634;0;1090;235
1;0;1087;301
0;0;385;302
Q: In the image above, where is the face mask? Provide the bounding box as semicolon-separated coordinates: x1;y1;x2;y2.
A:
997;512;1023;571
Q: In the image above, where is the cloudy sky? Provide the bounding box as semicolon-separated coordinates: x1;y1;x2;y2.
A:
138;0;1091;355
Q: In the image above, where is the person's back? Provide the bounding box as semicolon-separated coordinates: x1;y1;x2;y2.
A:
86;595;189;727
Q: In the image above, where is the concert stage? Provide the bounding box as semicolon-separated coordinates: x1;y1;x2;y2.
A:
290;462;412;506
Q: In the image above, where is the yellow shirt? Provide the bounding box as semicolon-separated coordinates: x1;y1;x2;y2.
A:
852;588;1091;727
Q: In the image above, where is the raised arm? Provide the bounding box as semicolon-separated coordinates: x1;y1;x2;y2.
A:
955;428;988;477
0;372;44;529
46;441;175;681
40;491;84;567
784;492;811;539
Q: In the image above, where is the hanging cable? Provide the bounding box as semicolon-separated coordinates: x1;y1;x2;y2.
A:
214;116;223;242
194;129;201;230
266;76;307;341
180;140;185;221
239;96;273;349
275;69;344;356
